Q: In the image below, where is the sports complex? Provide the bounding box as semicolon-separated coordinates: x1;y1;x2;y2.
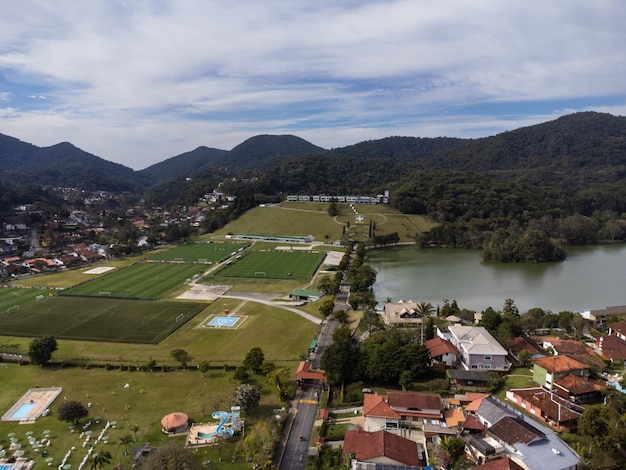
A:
0;239;329;345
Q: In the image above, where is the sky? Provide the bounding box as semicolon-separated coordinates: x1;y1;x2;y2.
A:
1;1;625;170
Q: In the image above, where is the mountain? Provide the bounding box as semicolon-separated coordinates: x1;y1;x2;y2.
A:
2;112;626;197
228;134;327;168
0;134;144;191
138;146;229;184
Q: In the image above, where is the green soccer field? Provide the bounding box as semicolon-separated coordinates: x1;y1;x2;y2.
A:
0;296;206;343
60;262;207;299
148;241;249;263
0;287;51;314
215;250;326;280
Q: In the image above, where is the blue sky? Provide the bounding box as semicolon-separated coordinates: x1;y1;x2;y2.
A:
1;1;625;170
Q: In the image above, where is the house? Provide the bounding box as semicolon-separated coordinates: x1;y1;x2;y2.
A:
426;336;458;367
343;429;425;467
505;387;583;432
466;396;580;470
553;373;608;404
582;305;626;323
532;356;588;390
538;337;605;371
363;390;443;432
596;334;626;363
510;336;545;362
447;369;492;391
474;457;525;469
447;325;510;371
382;300;423;329
608;320;626;341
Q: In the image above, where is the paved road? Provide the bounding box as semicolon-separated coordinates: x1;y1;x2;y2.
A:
277;245;356;469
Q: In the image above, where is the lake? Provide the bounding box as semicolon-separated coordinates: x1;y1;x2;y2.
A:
367;244;626;314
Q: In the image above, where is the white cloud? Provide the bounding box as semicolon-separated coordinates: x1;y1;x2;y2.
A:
0;0;624;169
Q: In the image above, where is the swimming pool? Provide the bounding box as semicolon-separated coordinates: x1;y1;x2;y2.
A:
0;464;15;470
9;402;37;420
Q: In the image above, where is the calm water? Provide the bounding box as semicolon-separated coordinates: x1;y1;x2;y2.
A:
368;244;626;314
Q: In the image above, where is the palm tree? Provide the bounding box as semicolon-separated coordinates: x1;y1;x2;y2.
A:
415;301;435;317
131;424;140;442
91;450;112;469
118;434;133;456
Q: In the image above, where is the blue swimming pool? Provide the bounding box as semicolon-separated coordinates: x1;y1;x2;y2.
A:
9;402;37;420
0;464;15;470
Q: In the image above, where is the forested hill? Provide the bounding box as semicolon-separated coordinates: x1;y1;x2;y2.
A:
0;133;145;191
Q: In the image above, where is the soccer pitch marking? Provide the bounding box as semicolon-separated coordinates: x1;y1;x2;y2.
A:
199;314;248;329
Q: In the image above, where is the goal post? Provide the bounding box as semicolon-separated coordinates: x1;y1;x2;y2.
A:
254;271;266;277
175;313;185;323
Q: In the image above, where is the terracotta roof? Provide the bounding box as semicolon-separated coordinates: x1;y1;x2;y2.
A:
598;335;626;360
509;388;583;424
511;336;544;356
343;429;421;467
553;373;608;395
533;355;587;373
465;395;489;412
489;416;545;445
466;392;491;402
387;390;443;411
475;457;525;470
444;407;465;427
363;394;400;419
161;412;188;428
542;338;606;368
426;336;459;358
608;320;626;337
462;413;487;432
296;361;326;381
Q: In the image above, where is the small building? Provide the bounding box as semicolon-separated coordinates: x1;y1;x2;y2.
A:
295;361;326;385
553;373;608;404
597;334;626;363
289;289;323;302
506;387;583;432
447;369;492;391
161;412;189;434
532;356;589;390
343;429;425;467
363;390;443;432
426;336;459;367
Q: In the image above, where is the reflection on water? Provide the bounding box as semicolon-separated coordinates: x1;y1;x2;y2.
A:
368;244;626;314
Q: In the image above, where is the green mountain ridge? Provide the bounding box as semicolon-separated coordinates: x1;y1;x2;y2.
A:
1;112;626;195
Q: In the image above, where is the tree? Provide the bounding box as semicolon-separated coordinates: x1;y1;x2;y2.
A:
517;350;531;368
243;419;279;466
198;360;210;377
233;384;261;412
170;348;192;368
57;400;89;425
399;370;413;391
142;442;201;470
28;335;58;366
358;308;385;336
334;309;349;324
579;405;612;450
243;347;265;374
118;434;134;455
319;298;335;317
91;450;112;469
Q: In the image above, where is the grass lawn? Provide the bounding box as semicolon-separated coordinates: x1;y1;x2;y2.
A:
0;287;51;313
0;296;206;344
61;262;208;299
148;242;249;263
494;367;534;400
0;362;281;470
214;251;325;281
9;251;164;289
